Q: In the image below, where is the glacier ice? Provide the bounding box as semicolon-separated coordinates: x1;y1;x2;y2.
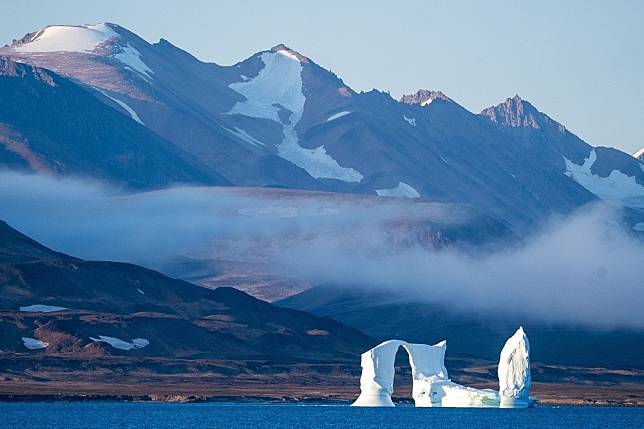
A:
352;327;531;408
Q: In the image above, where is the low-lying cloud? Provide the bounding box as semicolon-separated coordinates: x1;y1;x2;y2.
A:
276;205;644;329
1;170;642;329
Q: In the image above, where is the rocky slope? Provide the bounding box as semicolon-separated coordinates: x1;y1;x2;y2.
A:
0;57;228;189
0;220;372;360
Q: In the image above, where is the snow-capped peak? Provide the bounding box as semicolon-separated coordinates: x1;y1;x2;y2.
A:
13;23;119;53
400;90;451;106
9;23;155;79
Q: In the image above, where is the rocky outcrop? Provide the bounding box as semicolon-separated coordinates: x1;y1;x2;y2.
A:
400;89;451;106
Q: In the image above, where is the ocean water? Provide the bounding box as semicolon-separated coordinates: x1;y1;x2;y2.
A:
0;402;642;428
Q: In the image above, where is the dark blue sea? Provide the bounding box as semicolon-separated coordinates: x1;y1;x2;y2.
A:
1;402;642;428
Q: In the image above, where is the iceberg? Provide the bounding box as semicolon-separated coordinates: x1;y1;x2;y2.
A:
352;327;531;408
498;326;531;408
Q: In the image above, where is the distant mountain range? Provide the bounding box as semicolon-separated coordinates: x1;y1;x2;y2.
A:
2;23;643;228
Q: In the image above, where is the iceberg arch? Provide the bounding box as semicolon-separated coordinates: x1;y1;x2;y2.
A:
352;327;531;408
351;339;448;407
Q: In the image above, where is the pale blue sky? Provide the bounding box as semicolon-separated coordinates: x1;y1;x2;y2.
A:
4;0;643;154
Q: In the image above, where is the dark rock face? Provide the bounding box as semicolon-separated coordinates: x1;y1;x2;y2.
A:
480;96;644;187
481;95;547;129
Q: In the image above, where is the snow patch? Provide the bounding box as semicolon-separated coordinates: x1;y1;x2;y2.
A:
226;51;363;182
90;335;149;351
222;126;265;148
326;111;351;122
22;337;48;350
403;115;416;126
564;150;644;207
97;89;144;125
15;23;117;53
114;44;154;78
131;338;150;348
633;148;644;160
376;182;420;198
279;142;363;182
19;304;67;313
227;51;303;123
276;49;301;61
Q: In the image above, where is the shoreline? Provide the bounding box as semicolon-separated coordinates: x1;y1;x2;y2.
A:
0;396;640;407
0;390;641;407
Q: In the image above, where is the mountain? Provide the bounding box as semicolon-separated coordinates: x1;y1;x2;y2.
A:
3;23;643;228
278;286;644;369
0;24;319;190
0;57;228;189
0;219;372;360
481;96;644;212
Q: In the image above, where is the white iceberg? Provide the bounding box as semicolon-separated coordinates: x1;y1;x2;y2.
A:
498;326;531;408
352;327;531;408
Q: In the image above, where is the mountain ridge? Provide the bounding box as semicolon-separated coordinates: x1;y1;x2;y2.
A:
1;22;642;228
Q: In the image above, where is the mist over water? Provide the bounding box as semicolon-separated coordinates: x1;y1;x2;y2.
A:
1;170;643;329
